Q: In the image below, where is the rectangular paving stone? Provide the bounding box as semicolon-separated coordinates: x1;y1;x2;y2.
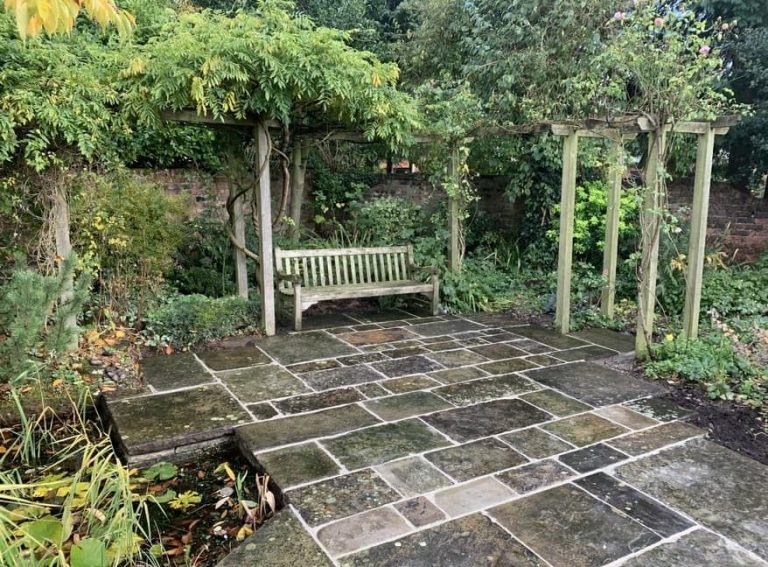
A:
617;438;768;558
352;308;415;323
259;331;358;365
355;382;390;398
375;456;453;496
575;472;694;537
624;396;695;422
500;427;575;459
480;332;521;343
424;437;527;482
363;391;452;421
273;388;364;414
322;419;451;470
236;405;380;452
381;375;440;393
520;388;592;416
477;358;538;375
409;319;485;337
247;402;279;420
219;365;309;403
608;422;704;456
302;365;383;391
337;352;388;366
256;442;340;489
470;343;527;360
573;327;636;352
423;340;463;352
428;366;488;385
371;355;444;377
511;325;591;349
340;327;418;346
425;349;489;368
513;339;553;354
394;496;446;527
525;361;665;406
493;485;660;566
496;459;576;494
525;354;563;367
384;346;429;359
423;399;552;443
287;469;400;527
318;507;411;557
554;345;616;361
141;352;212;391
559;443;630;473
542;413;628;447
594;405;658;430
433;374;539;406
286;359;341;374
433;477;515;517
340;513;543;567
198;346;272;371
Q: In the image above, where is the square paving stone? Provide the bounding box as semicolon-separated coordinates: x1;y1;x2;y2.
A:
554;345;616;361
394;497;446;527
341;513;543;567
141;353;212;391
500;427;575;459
433;374;539;406
425;349;488;368
109;385;251;457
287;469;400;527
409;319;486;337
559;443;630;473
363;391;452;421
575;472;693;537
286;359;341;374
302;365;383;391
424;438;527;482
423;399;552;443
236;405;380;452
273;388;364;414
470;343;527;360
198;346;272;371
247;402;278;420
219;365;309;403
496;459;576;493
340;327;418;346
542;413;628;447
322;419;451;470
573;327;636;352
318;507;411;557
258;331;358;365
381;375;440;393
356;383;390;398
371;355;444;377
428;366;488;385
624;396;695;422
490;484;660;567
608;422;704;456
337;352;387;366
477;358;537;375
433;477;515;517
375;456;453;496
617;438;768;558
256;442;340;488
511;326;590;350
520;389;591;416
525;361;665;406
594;405;658;430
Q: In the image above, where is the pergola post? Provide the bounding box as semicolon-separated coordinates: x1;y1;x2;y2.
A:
635;128;668;358
683;125;716;338
255;122;276;336
448;143;461;271
230;184;249;298
601;138;624;319
290;140;306;240
554;128;579;334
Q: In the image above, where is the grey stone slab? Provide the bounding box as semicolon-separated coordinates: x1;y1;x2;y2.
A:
617;437;768;558
490;484;660;567
525;354;563;367
426;349;488;368
286;359;341;374
575;472;694;537
381;375;441;393
608;422;705;456
423;399;551;443
500;427;575;459
302;365;383;390
511;326;590;349
318;507;411;557
140;353;212;391
352;308;415;323
433;477;515;517
340;327;418;346
364;391;452;421
371;355;444;377
423;340;463;352
514;339;553;354
525;361;665;406
624;396;695;422
477;358;537;375
355;382;390;398
470;343;527;360
621;529;767;567
341;513;543;567
198;346;272;371
394;497;446;527
287;469;400;527
480;332;522;343
559;443;630;473
542;413;628;447
247;402;278;420
218;509;333;567
409;319;485;337
433;374;539;406
258;331;357;365
296;313;359;330
337;352;388;366
256;442;339;488
594;405;658;430
219;365;309;403
273;388;364;414
375;456;453;496
322;419;451;469
236;405;380;452
428;366;488;385
468;312;527;326
573;327;636;352
520;388;592;416
554;345;616;361
496;459;576;494
425;437;527;482
384;346;429;358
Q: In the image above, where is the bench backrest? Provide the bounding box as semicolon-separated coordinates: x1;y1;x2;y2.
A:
275;245;415;291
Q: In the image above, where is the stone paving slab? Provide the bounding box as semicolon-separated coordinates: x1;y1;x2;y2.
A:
424;437;528;482
500;427;576;459
363;391;452;420
394;496;446;527
433;476;515;517
258;331;357;365
318;507;411;557
433;374;538;406
496;459;576;494
302;365;383;390
273;387;364;414
375;456;453;496
141;352;212;391
198;346;271;371
255;442;339;488
573;327;636;352
541;413;628;446
219;365;309;403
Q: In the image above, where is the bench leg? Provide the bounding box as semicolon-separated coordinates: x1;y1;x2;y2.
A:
293;285;303;331
431;274;440;316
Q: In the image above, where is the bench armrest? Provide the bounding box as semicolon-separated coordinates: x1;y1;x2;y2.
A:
409;264;437;276
276;271;302;284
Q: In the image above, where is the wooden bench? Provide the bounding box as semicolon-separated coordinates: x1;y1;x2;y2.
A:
275;245;439;331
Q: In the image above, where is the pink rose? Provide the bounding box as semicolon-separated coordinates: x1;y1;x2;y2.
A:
614;11;626;21
699;45;711;56
654;17;665;27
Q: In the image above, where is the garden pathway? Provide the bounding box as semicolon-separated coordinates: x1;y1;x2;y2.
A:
104;308;768;566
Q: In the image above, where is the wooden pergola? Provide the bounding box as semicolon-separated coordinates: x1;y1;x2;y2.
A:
164;110;737;358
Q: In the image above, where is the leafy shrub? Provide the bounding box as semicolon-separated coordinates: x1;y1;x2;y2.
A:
351;197;424;245
143;294;261;349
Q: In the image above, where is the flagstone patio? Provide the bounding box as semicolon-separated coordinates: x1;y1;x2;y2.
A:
103;309;768;566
